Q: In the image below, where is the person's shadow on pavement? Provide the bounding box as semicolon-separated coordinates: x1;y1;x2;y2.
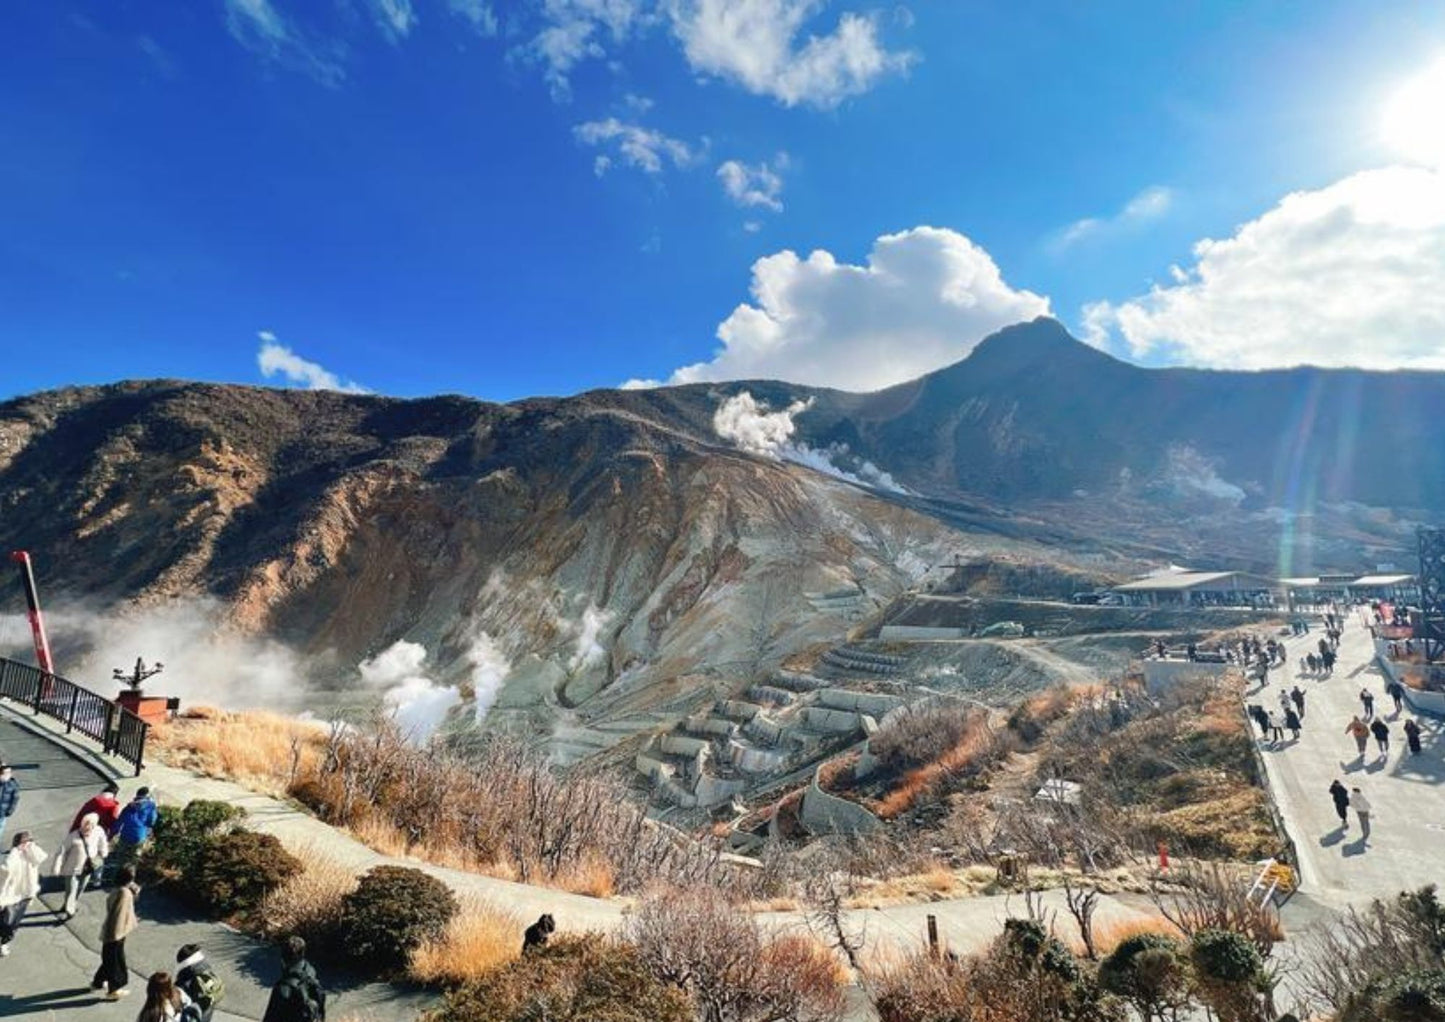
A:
0;987;106;1014
1342;837;1369;857
1319;827;1347;848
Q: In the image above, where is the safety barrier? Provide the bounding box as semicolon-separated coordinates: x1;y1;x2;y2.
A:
0;657;148;775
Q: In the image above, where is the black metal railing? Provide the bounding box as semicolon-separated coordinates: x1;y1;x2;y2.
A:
0;657;148;775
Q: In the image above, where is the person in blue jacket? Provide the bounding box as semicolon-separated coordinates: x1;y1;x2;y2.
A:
0;764;17;845
103;786;158;884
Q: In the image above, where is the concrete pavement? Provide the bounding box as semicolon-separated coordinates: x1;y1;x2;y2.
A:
0;708;434;1022
1245;613;1445;908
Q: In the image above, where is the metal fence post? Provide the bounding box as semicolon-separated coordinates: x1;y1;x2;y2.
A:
66;685;79;734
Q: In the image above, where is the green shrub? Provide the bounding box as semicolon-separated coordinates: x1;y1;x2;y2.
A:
194;831;302;918
1003;918;1082;983
1099;933;1193;1021
1342;969;1445;1022
1189;929;1260;985
340;866;458;973
142;799;247;886
430;935;691;1022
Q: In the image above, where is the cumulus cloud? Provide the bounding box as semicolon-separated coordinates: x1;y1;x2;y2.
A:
526;0;651;97
1083;167;1445;369
670;227;1051;391
256;332;370;393
713;392;907;493
717;155;787;211
366;0;417;40
222;0;346;87
1054;185;1172;250
574;118;700;173
669;0;914;108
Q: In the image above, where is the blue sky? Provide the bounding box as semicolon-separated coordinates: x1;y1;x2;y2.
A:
3;1;1445;401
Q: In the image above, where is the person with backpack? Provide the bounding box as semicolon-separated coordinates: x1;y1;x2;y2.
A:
0;764;18;845
136;971;193;1022
176;943;225;1022
105;786;158;884
263;936;325;1022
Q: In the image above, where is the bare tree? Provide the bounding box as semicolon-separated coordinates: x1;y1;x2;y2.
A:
1061;874;1101;960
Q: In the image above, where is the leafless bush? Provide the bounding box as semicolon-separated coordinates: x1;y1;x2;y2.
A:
1289;886;1445;1017
1148;861;1282;957
298;720;736;894
870;705;994;776
628;888;846;1022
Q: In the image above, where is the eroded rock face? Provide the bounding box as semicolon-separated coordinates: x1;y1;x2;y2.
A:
0;380;1014;751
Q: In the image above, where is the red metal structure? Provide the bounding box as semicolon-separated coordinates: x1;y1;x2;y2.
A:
9;551;55;674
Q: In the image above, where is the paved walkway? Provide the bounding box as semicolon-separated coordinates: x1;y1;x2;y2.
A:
1247;614;1445;908
0;708;433;1022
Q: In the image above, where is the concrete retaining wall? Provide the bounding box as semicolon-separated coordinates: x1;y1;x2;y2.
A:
879;624;968;641
682;715;736;738
744;717;784;745
659;734;711;757
1141;658;1230;693
817;688;904;716
729;741;790;774
802;707;865;734
715;700;761;722
747;685;796;706
799;768;880;835
1374;644;1445;716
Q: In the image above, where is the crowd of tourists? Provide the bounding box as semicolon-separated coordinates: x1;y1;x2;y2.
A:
1244;602;1433;850
0;775;326;1020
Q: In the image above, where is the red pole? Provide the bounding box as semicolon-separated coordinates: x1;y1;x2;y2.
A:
10;551;55;674
1157;841;1170;871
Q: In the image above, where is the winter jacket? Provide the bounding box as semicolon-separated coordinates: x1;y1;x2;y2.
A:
1370;719;1390;740
263;958;326;1022
1329;782;1349;811
71;793;121;835
0;841;48;906
101;882;139;943
177;950;223;1021
1353;792;1373;814
0;777;17;819
115;797;159;844
54;821;109;876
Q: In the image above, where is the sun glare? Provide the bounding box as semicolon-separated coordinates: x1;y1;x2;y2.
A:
1381;55;1445;168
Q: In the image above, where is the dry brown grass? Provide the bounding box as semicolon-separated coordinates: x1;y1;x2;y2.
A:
1073;913;1182;957
255;842;357;943
150;707;325;797
874;716;1007;820
409;895;524;985
552;854;616;899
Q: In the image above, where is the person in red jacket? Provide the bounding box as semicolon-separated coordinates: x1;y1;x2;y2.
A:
71;782;122;836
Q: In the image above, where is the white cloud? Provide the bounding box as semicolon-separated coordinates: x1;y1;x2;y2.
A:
222;0;346;87
256;332;370;393
1054;185;1172;250
669;0;914;108
449;0;498;35
1083;166;1445;369
574;117;699;173
527;0;650;98
366;0;417;40
669;226;1050;391
717;156;786;211
624;91;654;112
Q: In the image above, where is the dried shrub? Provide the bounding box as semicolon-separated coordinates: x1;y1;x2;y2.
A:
871;708;1014;820
340;865;459;973
257;842;357;945
150;708;324;797
429;934;692;1022
1149;861;1283;957
409;896;523;985
627;888;845;1022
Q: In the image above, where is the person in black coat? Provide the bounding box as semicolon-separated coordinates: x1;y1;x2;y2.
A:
1370;718;1390;756
263;936;325;1022
1405;718;1424;755
1284;708;1302;741
1329;779;1350;828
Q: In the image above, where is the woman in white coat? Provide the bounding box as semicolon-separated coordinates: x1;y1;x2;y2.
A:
54;812;108;920
0;831;48;955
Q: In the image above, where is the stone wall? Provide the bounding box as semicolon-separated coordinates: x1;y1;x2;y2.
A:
799;767;880;835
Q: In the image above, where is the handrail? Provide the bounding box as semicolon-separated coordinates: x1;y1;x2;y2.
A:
0;657;148;775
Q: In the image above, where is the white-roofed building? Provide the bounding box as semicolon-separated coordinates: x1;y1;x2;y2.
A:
1112;567;1279;608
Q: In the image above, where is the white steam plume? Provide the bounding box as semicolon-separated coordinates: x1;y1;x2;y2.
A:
359;639;462;743
465;631;511;722
568;605;611;672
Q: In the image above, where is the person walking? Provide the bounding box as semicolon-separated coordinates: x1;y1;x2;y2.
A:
1359;688;1375;719
1371;718;1391;756
175;943;226;1022
1352;787;1373;839
1329;780;1350;829
136;971;193;1022
92;864;138;1000
0;831;47;957
1290;686;1306;718
1284;707;1302;740
1345;716;1371;760
71;782;122;836
1405;718;1423;756
0;764;17;845
1248;704;1269;737
1386;680;1406;714
263;935;326;1022
1278;688;1292;717
105;786;158;884
54;812;108;920
1262;709;1283;744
